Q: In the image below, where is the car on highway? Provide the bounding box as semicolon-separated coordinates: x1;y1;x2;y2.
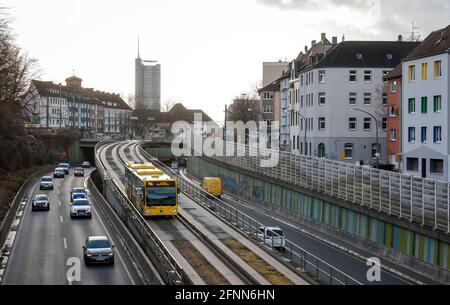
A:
58;162;70;175
82;236;115;265
256;226;285;251
74;167;84;177
70;187;87;202
81;161;91;168
39;176;54;190
32;194;50;211
53;167;65;178
70;198;92;218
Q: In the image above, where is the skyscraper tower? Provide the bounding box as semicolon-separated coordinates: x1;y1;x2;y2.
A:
135;36;161;110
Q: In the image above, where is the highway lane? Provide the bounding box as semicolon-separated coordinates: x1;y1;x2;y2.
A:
178;170;412;285
1;167;143;285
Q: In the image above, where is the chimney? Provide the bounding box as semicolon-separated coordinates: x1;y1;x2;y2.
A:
332;36;338;45
305;45;308;53
342;34;345;42
311;40;316;47
321;33;326;42
398;34;403;42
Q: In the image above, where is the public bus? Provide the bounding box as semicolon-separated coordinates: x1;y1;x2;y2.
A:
124;161;179;217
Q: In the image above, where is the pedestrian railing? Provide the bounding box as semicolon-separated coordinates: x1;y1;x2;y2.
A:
201;142;450;234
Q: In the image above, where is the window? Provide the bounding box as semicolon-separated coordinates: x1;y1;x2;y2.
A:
383;92;387;105
318;144;325;158
390;129;397;141
390;80;397;93
421;97;427;113
408;98;415;113
433;126;442;143
300;95;303;108
434;60;442;78
319;70;326;83
364;70;372;82
349;118;357;130
344;144;354;159
408;127;416;142
364;93;372;105
349;70;357;82
433;95;442;112
421;127;427;143
349;93;357;105
318;92;326;105
263;104;273;113
430;159;444;174
421;63;428;80
407;158;419;171
262;92;273;100
383;71;389;84
382;118;387;130
364;118;371;130
318;117;326;130
408;65;416;81
390;106;397;117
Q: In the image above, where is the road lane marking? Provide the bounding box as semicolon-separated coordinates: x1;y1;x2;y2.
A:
63;238;67;250
91;204;136;285
60;215;63;223
59;201;61;207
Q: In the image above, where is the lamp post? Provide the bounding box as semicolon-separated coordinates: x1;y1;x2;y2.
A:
351;108;380;165
290;110;307;155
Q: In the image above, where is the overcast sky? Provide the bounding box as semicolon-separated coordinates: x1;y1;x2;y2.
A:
2;0;449;122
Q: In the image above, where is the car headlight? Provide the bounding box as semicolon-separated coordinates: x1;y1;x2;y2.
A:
86;208;91;213
171;210;177;213
108;251;114;256
86;251;93;257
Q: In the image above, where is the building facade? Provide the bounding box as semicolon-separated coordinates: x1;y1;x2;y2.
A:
279;70;291;151
135;47;161;111
26;76;132;137
385;64;402;170
289;39;419;164
402;25;450;181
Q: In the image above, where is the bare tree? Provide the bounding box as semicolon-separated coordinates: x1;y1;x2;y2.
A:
162;99;177;112
374;83;387;130
227;93;261;123
126;93;135;109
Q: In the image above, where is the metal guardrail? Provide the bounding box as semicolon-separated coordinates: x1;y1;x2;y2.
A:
0;165;53;250
94;141;189;285
138;141;362;285
201;142;450;234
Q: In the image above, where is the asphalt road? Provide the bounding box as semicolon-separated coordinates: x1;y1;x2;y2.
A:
1;167;143;285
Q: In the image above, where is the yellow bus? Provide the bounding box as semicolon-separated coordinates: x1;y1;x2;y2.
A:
124;161;179;217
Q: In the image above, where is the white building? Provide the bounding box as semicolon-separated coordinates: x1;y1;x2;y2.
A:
402;24;450;181
289;38;419;164
135;40;161;111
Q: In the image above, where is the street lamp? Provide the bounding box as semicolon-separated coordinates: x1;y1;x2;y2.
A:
351;108;380;165
290;110;307;155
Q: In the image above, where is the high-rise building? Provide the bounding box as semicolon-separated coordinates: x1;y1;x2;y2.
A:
135;37;161;110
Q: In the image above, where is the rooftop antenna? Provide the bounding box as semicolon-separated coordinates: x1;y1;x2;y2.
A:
410;21;420;42
137;35;140;58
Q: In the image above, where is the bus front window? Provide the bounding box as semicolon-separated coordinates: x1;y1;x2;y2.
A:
146;187;177;206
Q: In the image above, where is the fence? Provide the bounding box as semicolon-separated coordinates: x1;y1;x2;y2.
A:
201;142;450;234
138;141;363;285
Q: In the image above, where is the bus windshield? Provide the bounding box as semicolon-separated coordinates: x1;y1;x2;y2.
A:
146;186;177;207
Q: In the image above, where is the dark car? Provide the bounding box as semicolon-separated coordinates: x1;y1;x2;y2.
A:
74;167;84;177
83;236;115;265
53;168;65;178
32;194;50;211
70;187;87;202
58;163;70;175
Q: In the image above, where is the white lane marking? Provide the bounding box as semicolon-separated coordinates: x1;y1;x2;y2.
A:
63;238;68;250
59;201;61;207
58;189;61;195
91;204;136;285
60;215;63;223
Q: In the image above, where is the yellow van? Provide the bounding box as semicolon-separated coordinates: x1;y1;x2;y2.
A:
201;177;223;199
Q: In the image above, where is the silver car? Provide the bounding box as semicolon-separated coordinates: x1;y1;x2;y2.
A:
70;198;92;218
39;176;54;190
256;226;286;251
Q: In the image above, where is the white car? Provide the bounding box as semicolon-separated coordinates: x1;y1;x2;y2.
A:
39;176;54;190
70;198;92;218
256;226;286;251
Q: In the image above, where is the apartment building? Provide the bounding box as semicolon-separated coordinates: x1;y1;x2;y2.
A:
385;64;403;170
402;24;450;181
279;70;291;151
290;39;418;163
26;76;132;136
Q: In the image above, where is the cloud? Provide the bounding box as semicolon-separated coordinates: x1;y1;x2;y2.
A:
256;0;450;39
